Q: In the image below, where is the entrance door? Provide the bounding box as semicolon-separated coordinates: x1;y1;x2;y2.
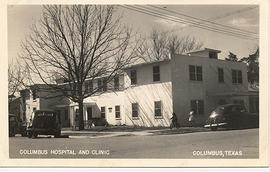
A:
87;107;93;120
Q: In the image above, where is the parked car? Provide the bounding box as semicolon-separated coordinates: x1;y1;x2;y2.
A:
204;104;259;131
27;110;61;138
9;114;20;137
9;114;27;137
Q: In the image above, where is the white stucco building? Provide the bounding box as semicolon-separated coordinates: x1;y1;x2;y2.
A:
20;48;255;127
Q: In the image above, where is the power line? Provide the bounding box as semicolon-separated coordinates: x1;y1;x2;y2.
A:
149;5;258;36
120;5;258;40
136;5;258;38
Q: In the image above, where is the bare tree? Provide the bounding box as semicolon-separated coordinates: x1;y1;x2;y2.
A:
8;61;28;102
20;5;137;130
136;29;203;62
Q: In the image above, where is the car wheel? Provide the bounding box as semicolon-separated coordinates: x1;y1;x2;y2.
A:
32;132;38;138
54;130;61;138
211;126;218;131
27;131;32;138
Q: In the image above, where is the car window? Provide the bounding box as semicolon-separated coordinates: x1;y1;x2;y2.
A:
9;116;16;121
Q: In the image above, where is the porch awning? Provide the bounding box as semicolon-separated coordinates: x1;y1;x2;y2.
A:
54;104;70;108
69;102;96;107
208;91;258;97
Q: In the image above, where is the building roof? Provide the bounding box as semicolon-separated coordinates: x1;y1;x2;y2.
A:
124;59;170;69
187;48;221;55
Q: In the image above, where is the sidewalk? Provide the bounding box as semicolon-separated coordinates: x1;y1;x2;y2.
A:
61;127;209;139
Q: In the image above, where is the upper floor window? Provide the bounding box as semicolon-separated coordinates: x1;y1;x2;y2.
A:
154;101;162;118
132;103;139;118
84;81;93;94
209;51;218;59
189;65;203;81
190;100;204;115
98;79;102;92
232;70;242;84
153;65;160;82
130;70;137;85
102;78;107;92
114;76;119;90
218;68;224;83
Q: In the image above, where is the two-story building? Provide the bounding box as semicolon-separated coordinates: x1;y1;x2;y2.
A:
20;48;252;128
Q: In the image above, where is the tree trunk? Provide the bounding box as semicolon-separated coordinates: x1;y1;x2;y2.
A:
78;99;84;130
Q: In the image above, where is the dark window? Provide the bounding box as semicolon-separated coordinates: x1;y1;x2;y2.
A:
64;109;68;120
232;70;242;84
75;109;79;121
114;76;119;90
85;81;93;94
218;68;224;83
233;99;245;107
102;78;107;92
190;100;204;115
153;66;160;82
98;79;102;91
209;52;218;59
101;106;106;118
189;65;203;81
130;70;137;85
132;103;139;118
33;107;36;112
154;101;162;117
32;89;37;100
115;105;120;119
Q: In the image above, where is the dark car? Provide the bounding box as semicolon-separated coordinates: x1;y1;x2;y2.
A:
204;104;259;131
9;114;27;137
9;114;20;137
27;110;61;138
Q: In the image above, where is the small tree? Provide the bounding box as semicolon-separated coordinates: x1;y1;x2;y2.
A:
8;61;28;103
225;52;238;62
21;5;137;130
240;48;259;84
136;29;203;62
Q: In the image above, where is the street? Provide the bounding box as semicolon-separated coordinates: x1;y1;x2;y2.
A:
9;128;259;159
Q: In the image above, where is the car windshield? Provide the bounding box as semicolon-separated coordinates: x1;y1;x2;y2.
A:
33;112;56;128
213;107;224;115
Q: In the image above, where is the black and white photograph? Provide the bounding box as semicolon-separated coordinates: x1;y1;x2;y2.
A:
2;0;268;167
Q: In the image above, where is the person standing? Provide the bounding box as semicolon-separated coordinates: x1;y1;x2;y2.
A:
188;109;195;127
170;112;178;129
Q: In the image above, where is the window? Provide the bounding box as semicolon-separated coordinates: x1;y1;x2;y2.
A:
190;100;204;115
218;68;224;83
85;81;93;94
132;103;139;118
98;79;102;91
101;106;106;118
115;105;120;119
75;109;79;121
130;70;137;85
102;78;107;92
232;70;242;84
114;76;119;90
153;66;160;82
189;65;203;81
64;109;68;120
33;107;36;112
32;89;37;100
154;101;162;117
209;52;218;59
233;99;245;107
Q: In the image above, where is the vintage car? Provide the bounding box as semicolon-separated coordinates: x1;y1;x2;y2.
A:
27;110;61;138
204;104;259;131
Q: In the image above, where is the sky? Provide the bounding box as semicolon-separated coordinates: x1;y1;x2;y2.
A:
8;5;259;64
